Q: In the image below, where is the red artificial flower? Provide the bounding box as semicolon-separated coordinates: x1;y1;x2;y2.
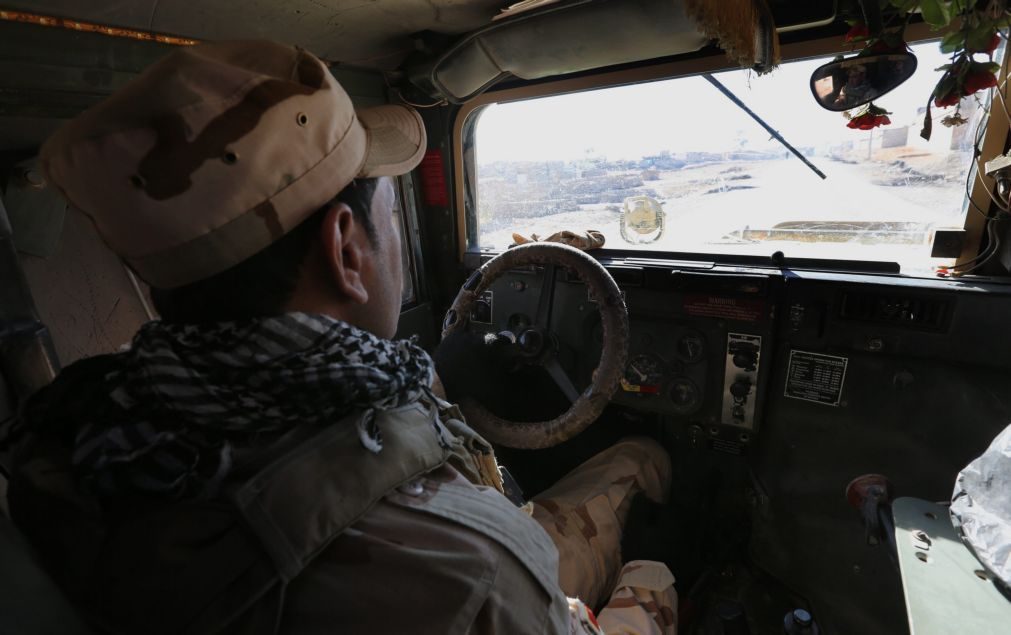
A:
934;91;961;108
963;69;998;94
985;33;1001;55
844;22;869;43
847;113;891;130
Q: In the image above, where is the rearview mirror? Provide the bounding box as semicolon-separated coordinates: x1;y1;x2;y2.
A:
810;52;917;111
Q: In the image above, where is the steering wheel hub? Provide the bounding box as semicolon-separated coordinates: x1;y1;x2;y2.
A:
518;328;547;357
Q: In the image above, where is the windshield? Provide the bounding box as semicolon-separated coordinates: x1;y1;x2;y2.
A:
470;41;992;273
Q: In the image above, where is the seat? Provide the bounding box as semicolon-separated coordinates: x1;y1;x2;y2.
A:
0;513;91;635
0;194;91;633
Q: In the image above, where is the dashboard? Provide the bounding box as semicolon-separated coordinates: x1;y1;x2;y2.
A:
458;252;1011;635
467;262;779;453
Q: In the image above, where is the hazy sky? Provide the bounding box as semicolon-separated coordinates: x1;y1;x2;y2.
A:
475;42;978;164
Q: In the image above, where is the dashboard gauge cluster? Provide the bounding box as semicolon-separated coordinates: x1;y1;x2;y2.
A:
668;377;702;415
621;354;664;395
615;325;710;418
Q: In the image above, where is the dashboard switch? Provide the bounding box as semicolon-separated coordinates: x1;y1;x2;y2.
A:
722;333;762;431
730;378;751;399
730;340;759;371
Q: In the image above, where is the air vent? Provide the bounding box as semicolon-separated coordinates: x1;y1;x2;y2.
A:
839;290;951;331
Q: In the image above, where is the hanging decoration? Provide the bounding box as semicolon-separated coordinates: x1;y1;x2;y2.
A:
846;102;894;128
839;0;1009;139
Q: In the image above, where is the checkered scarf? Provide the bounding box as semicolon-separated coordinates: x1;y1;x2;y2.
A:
70;313;436;498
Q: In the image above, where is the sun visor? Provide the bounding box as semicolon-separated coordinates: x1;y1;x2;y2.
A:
412;0;711;103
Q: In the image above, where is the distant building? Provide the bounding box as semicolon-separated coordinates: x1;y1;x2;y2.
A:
881;126;909;148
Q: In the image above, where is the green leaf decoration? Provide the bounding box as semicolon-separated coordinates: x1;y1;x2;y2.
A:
919;0;949;27
934;74;958;99
966;24;997;52
940;31;966;53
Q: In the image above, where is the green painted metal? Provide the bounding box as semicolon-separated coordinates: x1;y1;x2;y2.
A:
894;497;1011;635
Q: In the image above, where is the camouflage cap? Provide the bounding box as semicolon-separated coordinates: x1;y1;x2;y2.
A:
40;40;427;289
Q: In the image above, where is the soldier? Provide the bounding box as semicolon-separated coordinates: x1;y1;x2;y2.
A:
8;40;677;634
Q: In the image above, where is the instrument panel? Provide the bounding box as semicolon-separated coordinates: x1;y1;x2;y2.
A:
613;324;712;418
468;263;777;446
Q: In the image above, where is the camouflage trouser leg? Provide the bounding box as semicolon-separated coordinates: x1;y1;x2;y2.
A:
530;437;672;610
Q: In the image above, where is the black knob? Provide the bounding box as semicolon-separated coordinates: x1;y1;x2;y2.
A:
518;329;544;355
730;379;751;399
733;351;757;369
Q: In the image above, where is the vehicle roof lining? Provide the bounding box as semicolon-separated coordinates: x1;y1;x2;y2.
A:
0;0;841;155
0;0;506;69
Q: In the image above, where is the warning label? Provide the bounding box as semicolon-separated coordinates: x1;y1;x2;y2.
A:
784;350;848;406
682;294;765;322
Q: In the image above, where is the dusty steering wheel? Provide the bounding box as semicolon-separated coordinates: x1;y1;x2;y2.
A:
441;242;629;449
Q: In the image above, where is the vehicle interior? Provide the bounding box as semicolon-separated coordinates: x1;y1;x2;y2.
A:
2;0;1011;633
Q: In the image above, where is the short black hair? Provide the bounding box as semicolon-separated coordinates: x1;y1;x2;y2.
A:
151;178;380;324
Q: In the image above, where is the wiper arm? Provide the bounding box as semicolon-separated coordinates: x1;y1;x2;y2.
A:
702;73;827;180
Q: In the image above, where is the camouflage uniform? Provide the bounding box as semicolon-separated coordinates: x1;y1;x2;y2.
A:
532;438;678;633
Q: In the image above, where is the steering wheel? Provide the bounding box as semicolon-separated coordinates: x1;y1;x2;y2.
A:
441;242;629;449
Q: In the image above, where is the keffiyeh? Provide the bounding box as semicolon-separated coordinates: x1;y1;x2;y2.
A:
69;313;435;498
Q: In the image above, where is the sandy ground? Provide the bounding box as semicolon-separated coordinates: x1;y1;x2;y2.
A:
479;154;972;270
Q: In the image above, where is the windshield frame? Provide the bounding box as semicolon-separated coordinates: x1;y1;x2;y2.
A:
452;22;1011;277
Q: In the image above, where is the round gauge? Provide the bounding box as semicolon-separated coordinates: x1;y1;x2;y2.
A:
676;330;706;364
668;377;702;415
621;354;665;395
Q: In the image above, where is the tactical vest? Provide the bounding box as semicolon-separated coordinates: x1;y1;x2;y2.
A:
13;399;566;634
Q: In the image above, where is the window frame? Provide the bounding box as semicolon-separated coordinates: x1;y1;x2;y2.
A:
395;173;428;309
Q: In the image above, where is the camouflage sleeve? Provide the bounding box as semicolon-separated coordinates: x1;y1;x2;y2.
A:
594;560;678;635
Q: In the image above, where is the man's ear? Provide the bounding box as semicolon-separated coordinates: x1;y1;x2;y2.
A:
320;202;369;305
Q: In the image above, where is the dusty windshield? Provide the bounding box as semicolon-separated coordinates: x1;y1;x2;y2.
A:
471;42;988;273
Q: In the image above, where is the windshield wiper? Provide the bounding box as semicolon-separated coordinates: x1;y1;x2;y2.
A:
702;73;827;180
